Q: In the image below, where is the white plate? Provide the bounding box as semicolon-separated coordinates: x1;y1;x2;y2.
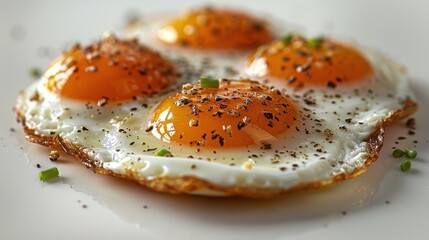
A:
1;1;428;239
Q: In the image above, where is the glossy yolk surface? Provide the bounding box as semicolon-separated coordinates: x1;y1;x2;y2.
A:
246;36;373;88
149;79;298;148
157;7;272;49
44;34;176;102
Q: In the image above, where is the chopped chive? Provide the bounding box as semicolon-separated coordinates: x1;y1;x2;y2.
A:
400;160;411;172
38;167;59;181
200;77;219;88
155;148;172;157
29;67;42;79
404;148;417;159
392;149;405;158
307;37;325;48
281;34;294;45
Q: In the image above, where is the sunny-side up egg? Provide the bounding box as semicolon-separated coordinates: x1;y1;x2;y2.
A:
16;7;417;197
124;6;278;81
16;34;180;173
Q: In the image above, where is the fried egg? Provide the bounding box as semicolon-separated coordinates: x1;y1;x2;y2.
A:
156;6;273;49
15;7;417;197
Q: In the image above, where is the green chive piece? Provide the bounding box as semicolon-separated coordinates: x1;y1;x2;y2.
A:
400;160;411;172
281;34;294;45
307;37;325;48
404;148;417;159
200;77;219;88
155;148;172;157
29;67;42;79
392;149;405;158
38;167;59;181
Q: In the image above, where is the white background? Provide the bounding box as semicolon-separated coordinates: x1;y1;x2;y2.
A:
1;1;428;239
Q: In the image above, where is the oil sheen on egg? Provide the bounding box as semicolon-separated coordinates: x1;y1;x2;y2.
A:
16;8;416;197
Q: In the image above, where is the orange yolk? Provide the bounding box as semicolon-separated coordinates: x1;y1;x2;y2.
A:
44;34;176;102
246;36;373;88
157;7;272;49
149;79;298;148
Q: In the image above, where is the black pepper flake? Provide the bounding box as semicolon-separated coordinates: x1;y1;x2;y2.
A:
211;133;219;140
244;99;252;105
339;126;347;130
175;98;191;106
345;118;352;123
29;67;42;79
261;142;272;150
279;167;287;171
36;164;41;168
200;97;209;103
130;142;135;146
327;81;336;88
215;96;225;101
237;122;245;130
189;119;199;127
287;76;297;84
406;118;416;128
295;63;311;73
138;68;147;75
303;98;316;105
251;22;264;31
145;125;154;132
108;60;119;66
218;136;225;147
130;107;138;111
263;112;273;119
212;111;223;117
191;105;201;116
219;104;228;109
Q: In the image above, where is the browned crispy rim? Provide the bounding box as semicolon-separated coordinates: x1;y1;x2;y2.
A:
14;99;417;198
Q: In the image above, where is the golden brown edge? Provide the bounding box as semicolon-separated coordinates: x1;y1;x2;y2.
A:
14;98;417;198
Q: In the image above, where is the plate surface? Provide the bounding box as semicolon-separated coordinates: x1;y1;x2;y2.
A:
1;1;428;239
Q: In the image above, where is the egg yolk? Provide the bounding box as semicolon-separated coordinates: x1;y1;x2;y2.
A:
156;7;272;49
149;79;298;148
44;34;176;102
245;35;373;88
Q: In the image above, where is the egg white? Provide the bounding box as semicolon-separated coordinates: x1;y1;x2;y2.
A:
16;14;415;196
